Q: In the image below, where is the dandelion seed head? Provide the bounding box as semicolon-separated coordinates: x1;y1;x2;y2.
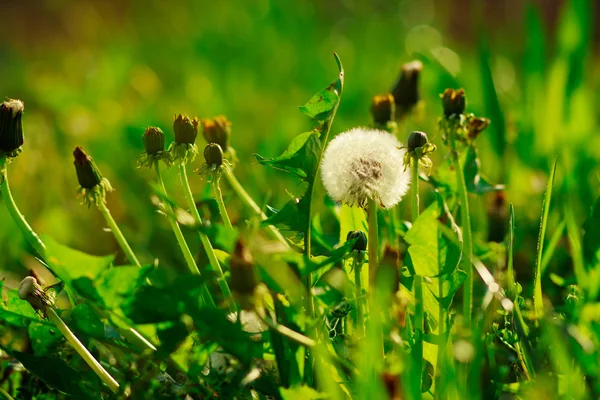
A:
321;127;411;208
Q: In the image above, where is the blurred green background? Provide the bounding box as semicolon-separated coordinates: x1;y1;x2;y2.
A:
0;0;598;298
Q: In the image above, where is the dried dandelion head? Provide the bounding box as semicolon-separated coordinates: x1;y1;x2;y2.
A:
321;128;411;209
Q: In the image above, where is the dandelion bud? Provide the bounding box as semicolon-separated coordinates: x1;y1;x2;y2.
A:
371;94;395;127
173;114;199;145
467;117;490;140
346;230;367;252
203;143;224;167
0;99;24;154
407;131;429;153
142;126;165;156
441;88;466;118
390;60;423;117
18;276;52;316
201;116;231;151
73;146;103;189
229;241;260;310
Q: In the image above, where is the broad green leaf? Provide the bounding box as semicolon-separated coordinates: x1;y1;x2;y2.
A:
43;235;114;282
405;203;440;277
97;266;150;309
255;131;322;181
263;193;311;234
337;204;367;244
69;303;106;339
28;322;61;356
11;350;100;399
0;282;43;327
533;159;557;320
298;53;344;122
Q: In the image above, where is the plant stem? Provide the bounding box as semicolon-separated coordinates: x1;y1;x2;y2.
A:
213;175;233;230
97;201;141;268
256;307;316;348
154;163;215;306
178;164;236;312
353;255;365;336
0;157;46;258
448;123;473;325
46;308;121;394
223;168;288;247
367;197;379;287
0;386;14;400
411;155;420;222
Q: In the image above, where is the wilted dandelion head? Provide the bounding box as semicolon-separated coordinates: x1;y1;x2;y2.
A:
321;128;411;209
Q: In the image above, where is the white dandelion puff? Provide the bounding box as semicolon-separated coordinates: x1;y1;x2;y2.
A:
321;127;411;208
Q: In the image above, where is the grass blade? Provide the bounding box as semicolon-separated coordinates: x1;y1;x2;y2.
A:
533;159;557;320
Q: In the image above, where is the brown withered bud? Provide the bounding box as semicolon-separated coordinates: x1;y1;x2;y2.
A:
201;116;231;151
173;114;199;145
381;372;403;400
441;88;466;118
18;276;52;317
229;240;260;310
376;246;400;296
371;94;395;127
487;191;507;243
203;143;224;167
142;127;165;155
0;99;24;154
467;117;490;140
391;60;423;117
73;146;103;189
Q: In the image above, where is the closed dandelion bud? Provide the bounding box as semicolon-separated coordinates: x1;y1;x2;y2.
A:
73;146;103;189
201;116;231;151
467;117;490;140
0;99;24;154
407;131;428;153
18;276;52;316
371;94;395;127
390;60;423;116
173;114;199;145
143;126;165;156
441;88;466;118
230;241;260;309
203;143;224;167
346;230;367;252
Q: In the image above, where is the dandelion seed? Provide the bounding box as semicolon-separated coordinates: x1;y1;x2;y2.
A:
321;128;411;209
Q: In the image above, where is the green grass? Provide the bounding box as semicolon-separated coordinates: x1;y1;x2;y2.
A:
1;1;600;399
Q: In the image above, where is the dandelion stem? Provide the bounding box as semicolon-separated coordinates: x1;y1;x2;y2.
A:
154;162;215;306
178;164;236;312
448;123;473;325
97;201;141;268
213;175;233;231
352;255;365;336
411;155;420;221
0;157;46;258
46;307;121;394
367;197;379;287
0;386;14;400
223;168;288;247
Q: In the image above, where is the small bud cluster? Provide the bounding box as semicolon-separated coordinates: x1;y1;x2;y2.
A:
73;146;113;207
138;127;172;168
438;88;490;144
169;114;200;164
0;99;25;158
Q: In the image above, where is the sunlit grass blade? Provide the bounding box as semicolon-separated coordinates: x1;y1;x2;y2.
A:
507;203;516;299
533;159;557;320
565;205;587;292
540;220;566;274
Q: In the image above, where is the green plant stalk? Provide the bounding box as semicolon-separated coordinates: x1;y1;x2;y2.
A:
154;163;215;306
448;125;473;325
507;204;516;299
213;175;233;230
367;197;379;287
411;155;420;222
353;256;365;336
178;164;236;312
46;307;121;394
223;168;289;247
413;275;424;392
0;386;14;400
0;157;46;257
97;201;141;268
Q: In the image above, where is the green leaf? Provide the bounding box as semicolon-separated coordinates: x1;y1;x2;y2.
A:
405;203;440;277
298;53;344;122
43;235;114;282
0;282;43;327
479;38;506;157
69;303;105;339
533;159;557;320
10;350;100;399
263;193;311;234
255;131;322;181
28;322;61;356
583;196;600;267
281;385;327;399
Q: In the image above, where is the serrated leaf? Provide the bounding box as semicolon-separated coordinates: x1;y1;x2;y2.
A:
43;235;114;282
298;53;344;122
263;193;310;234
255;131;322;181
